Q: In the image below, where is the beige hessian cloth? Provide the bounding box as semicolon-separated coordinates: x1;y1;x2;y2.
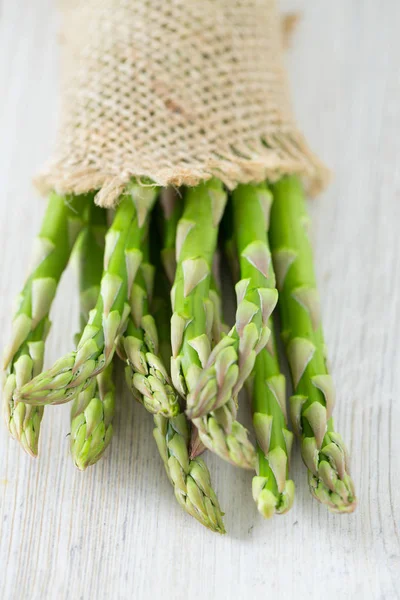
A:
35;0;329;207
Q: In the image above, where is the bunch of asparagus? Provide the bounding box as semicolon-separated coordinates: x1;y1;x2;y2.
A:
2;176;356;532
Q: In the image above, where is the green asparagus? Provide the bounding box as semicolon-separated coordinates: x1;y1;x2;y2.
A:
152;266;225;533
187;184;278;418
188;271;227;460
70;204;116;469
169;181;255;468
153;412;225;533
269;175;356;513
121;247;179;418
2;192;89;456
71;366;115;470
15;184;157;406
221;196;295;514
188;184;279;469
159;187;183;284
251;326;295;518
170;179;227;401
118;194;179;417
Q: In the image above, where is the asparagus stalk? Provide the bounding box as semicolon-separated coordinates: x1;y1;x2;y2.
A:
188;184;279;469
2;192;90;456
154;412;225;533
169;181;256;469
189;270;226;459
152;270;225;533
187;184;278;419
170;179;227;402
16;183;157;406
121;247;179;418
222;199;295;515
158;189;205;460
119;191;179;416
75;204;108;334
269;175;356;513
159;187;183;284
71;365;115;469
70;204;116;469
251;325;295;517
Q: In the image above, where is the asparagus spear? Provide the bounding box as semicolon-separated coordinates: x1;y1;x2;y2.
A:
74;204;108;335
170;179;227;402
188;184;279;469
222;198;295;515
154;412;225;533
16;183;157;406
159;187;183;284
121;244;179;418
150;189;225;530
187;184;278;419
2;192;90;456
70;204;116;469
118;189;179;417
158;189;205;460
71;365;115;469
152;270;225;533
251;325;295;518
169;181;255;468
269;175;356;513
189;269;226;459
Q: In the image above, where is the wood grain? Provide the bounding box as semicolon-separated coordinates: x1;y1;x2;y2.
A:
1;1;399;599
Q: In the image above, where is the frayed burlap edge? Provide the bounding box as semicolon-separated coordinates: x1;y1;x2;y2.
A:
34;131;330;208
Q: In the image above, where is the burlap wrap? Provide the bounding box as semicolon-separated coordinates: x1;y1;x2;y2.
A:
36;0;329;207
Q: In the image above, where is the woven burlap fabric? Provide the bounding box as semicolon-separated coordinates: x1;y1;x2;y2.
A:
36;0;329;207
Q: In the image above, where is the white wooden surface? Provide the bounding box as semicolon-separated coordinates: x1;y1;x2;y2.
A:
1;1;399;599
